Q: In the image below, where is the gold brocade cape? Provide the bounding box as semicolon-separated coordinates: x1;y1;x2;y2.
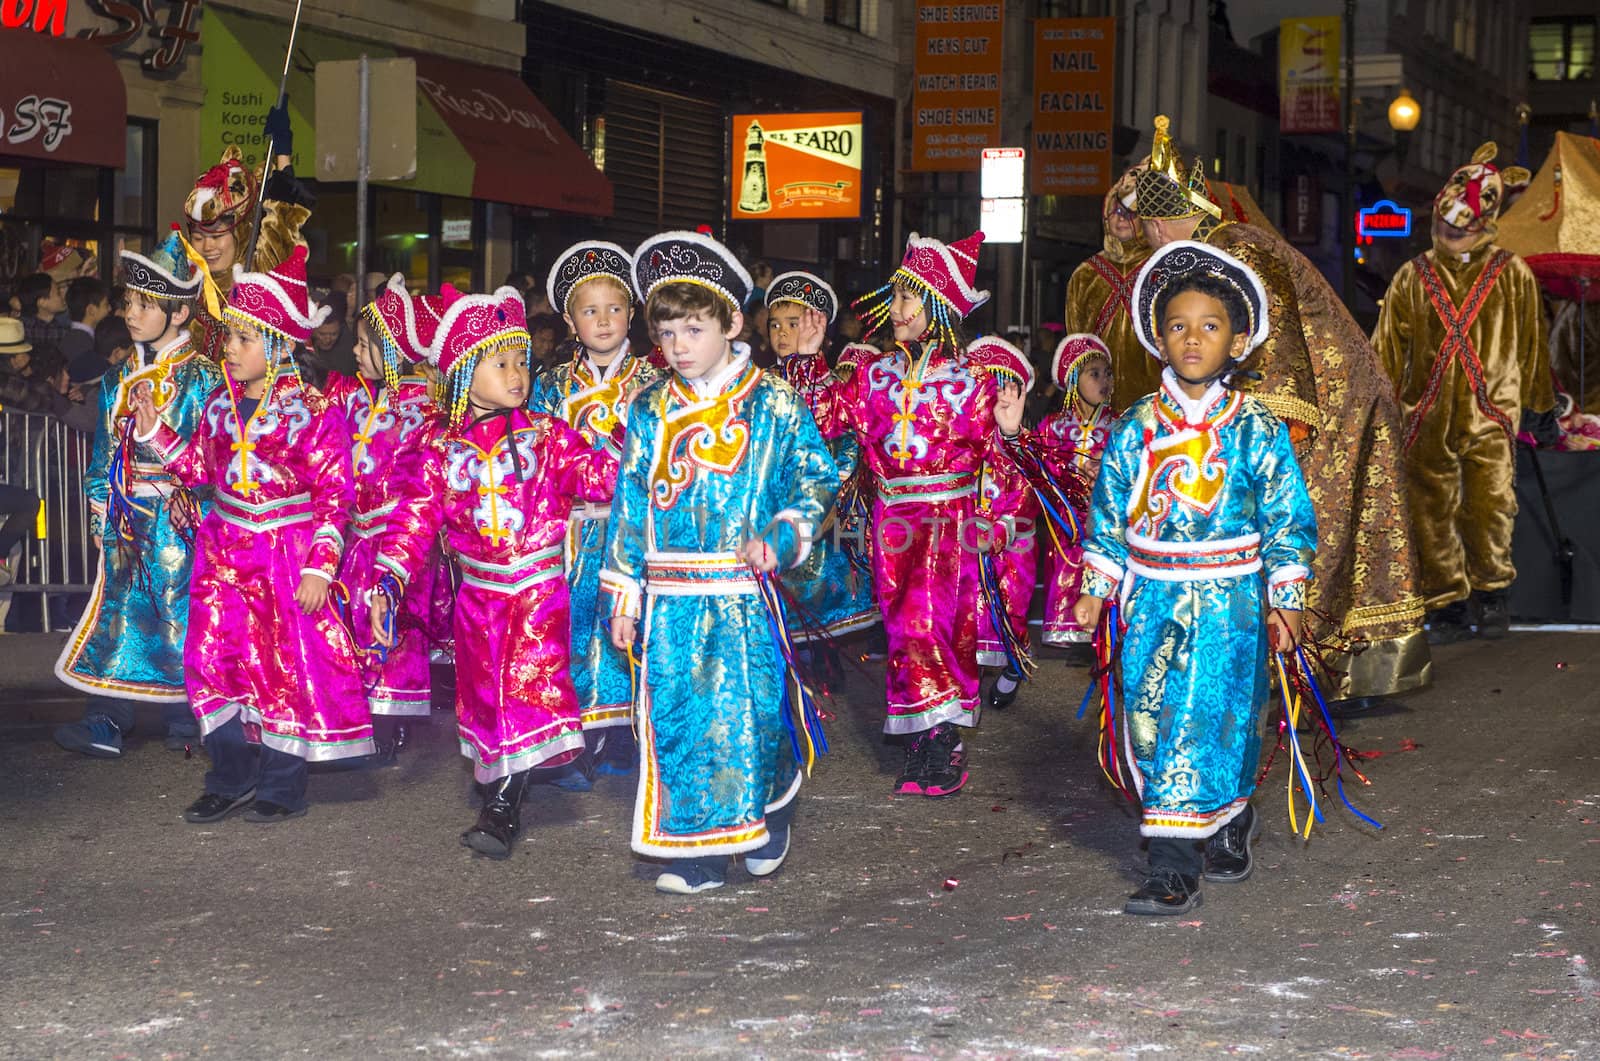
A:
1202;219;1430;699
1064;238;1160;404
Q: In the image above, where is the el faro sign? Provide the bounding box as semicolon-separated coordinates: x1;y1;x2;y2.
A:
731;111;864;221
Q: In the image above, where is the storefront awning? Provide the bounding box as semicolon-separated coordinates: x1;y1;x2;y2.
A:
0;29;126;169
199;9;611;216
411;55;612;217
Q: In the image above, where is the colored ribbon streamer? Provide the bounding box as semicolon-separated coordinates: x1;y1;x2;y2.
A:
1087;598;1138;802
977;549;1033;679
1272;651;1324;840
755;570;829;777
1293;646;1385;832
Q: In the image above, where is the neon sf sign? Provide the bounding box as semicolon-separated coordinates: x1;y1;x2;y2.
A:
1;0;203;75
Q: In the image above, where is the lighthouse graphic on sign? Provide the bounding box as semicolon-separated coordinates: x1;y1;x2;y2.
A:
739;120;773;214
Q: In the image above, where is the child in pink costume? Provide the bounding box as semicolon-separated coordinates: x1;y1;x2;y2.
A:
965;336;1041;710
1034;333;1117;651
807;231;1024;798
133;246;369;825
323;275;446;760
369;286;621;861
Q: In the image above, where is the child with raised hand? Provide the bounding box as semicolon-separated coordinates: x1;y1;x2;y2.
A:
528;243;660;779
54;229;221;758
131;246;370;824
766;272;878;653
1072;241;1317;916
804;230;1023;798
323;275;443;762
1035;333;1118;655
367;286;621;861
963;336;1040;711
602;231;840;895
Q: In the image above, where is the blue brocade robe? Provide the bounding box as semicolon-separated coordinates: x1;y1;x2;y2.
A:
600;353;839;858
55;333;221;701
529;348;660;730
1080;372;1317;839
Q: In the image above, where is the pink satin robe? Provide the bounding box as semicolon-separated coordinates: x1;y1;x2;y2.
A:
324;372;438;716
809;342;1001;734
374;409;620;782
151;375;372;761
1032;402;1114;645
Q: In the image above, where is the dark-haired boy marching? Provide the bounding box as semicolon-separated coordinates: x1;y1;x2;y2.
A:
1073;241;1317;916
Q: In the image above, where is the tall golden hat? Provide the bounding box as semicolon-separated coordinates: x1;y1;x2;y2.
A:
1135;115;1222;221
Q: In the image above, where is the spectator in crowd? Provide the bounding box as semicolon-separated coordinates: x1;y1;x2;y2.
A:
18;273;69;361
526;312;565;368
307;289;357;382
60;277;113;364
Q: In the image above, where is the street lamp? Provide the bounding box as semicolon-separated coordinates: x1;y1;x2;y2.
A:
1388;87;1421;167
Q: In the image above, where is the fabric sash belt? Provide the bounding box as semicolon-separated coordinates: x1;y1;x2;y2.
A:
645;551;760;596
458;545;564;595
214;490;314;533
1125;531;1262;581
878;471;978;507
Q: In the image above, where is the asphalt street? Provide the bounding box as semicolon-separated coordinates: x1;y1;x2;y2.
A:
2;630;1597;1059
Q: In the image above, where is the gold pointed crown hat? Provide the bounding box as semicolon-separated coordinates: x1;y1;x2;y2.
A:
1134;116;1222;222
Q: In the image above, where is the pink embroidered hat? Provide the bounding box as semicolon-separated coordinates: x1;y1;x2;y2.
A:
896;230;989;319
966;335;1035;392
427;285;528;380
409;289;449;359
224;245;329;347
1052;332;1112;391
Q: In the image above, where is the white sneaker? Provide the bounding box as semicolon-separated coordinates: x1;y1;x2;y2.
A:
655;869;726;895
744;830;791;877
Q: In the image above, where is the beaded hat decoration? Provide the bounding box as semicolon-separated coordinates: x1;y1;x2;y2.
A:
854;230;989;352
121;225;203;303
632;231;753;312
1052;332;1112;397
427;285;530;427
1435;141;1530;232
547;241;635;316
224;245;329;349
966;335;1036;393
1134;116;1221;222
358;274;424;391
766;271;839;323
1130;240;1269;362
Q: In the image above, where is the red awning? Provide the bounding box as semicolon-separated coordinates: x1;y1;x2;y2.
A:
410;54;611;217
0;29;126;169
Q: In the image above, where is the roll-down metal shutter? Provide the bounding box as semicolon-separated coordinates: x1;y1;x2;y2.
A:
604;81;725;246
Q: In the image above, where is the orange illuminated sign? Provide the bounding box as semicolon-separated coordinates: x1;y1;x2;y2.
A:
911;0;1003;172
1031;18;1115;196
730;111;864;221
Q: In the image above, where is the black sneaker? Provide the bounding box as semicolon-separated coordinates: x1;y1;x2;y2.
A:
894;734;931;795
1124;868;1203;915
54;714;124;759
919;723;969;797
243;800;308;823
1472;589;1510;640
1204;804;1262;883
1424;601;1473;645
182;789;255;824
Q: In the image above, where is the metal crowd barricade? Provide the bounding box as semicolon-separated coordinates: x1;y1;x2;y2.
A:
1;409;95;632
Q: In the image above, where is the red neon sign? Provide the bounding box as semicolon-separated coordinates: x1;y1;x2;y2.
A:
1;0;69;37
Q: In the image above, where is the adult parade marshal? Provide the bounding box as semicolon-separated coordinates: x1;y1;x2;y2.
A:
1133;115;1430;706
1063;164;1162;403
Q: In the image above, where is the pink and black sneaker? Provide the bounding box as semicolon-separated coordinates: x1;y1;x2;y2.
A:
919;723;968;797
895;733;931;795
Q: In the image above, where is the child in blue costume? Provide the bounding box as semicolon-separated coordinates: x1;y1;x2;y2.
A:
603;232;840;895
1073;241;1318;916
528;242;660;782
54;229;222;757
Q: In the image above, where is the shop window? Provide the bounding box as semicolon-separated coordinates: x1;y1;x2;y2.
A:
826;0;862;31
1530;17;1596;82
301;184;483;295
